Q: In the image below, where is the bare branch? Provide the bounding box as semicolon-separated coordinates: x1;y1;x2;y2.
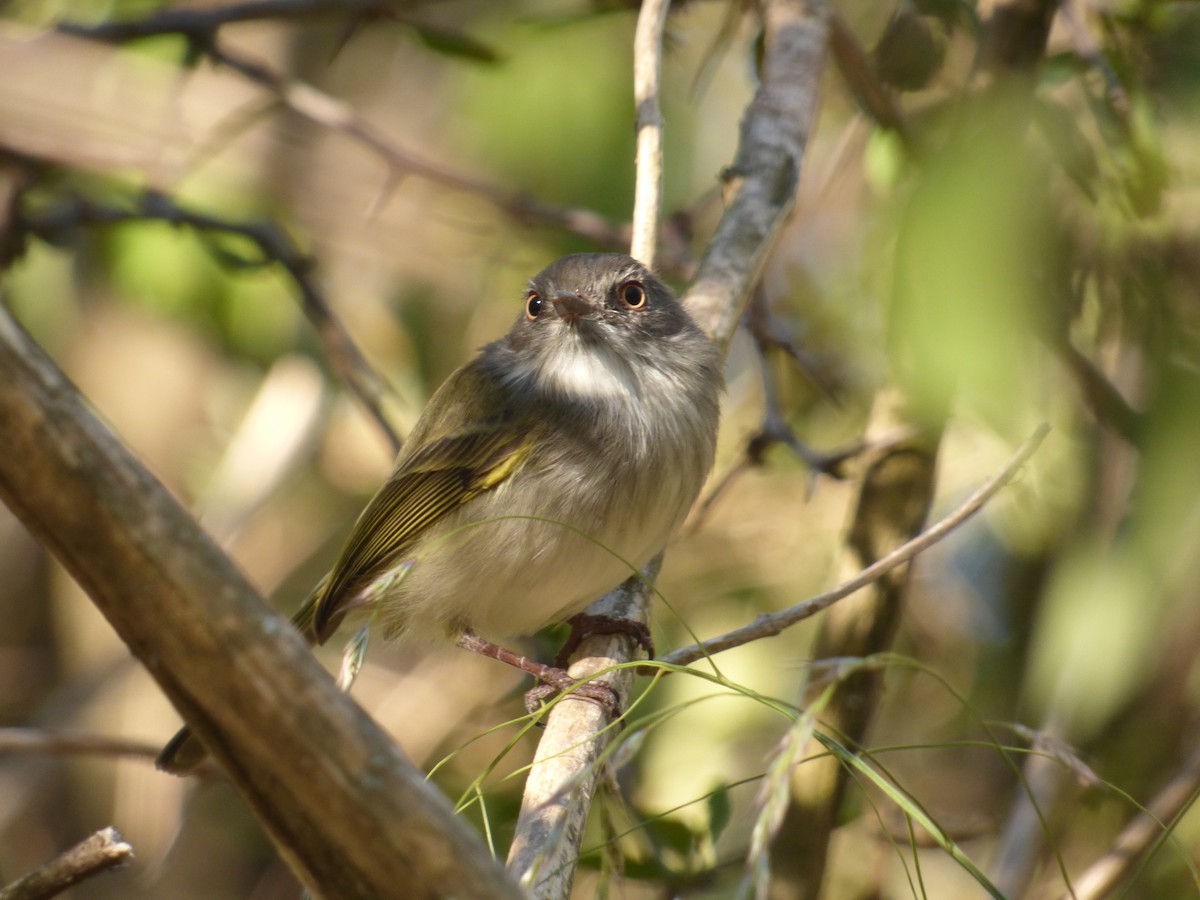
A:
507;567;656;896
0;827;133;900
0;728;162;764
684;0;829;352
1064;737;1200;900
507;2;671;891
0;304;523;900
658;422;1051;668
58;13;632;253
630;0;671;267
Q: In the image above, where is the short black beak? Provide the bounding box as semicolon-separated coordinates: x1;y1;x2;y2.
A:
552;290;592;323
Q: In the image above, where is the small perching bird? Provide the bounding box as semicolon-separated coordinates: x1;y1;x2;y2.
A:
159;253;722;774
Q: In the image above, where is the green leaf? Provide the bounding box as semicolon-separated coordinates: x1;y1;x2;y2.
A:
706;784;732;843
645;816;698;857
410;23;500;64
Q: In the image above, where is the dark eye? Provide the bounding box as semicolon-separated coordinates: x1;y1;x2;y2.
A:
619;281;647;310
525;291;543;320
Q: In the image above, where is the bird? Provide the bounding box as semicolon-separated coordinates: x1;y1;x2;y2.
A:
159;252;722;774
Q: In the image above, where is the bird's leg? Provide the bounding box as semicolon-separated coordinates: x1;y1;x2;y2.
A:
455;629;618;715
553;613;655;668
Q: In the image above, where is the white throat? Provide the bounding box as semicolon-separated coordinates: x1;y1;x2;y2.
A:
532;335;642;403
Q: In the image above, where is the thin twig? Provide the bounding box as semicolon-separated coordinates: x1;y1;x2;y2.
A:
59;14;633;253
209;40;631;246
630;0;671;267
18;189;403;454
0;827;133;900
1064;736;1200;900
0;728;162;763
746;284;842;406
657;422;1051;668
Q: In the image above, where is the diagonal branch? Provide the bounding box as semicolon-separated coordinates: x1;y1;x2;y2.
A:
58;13;632;253
0;302;523;900
1064;734;1200;900
658;422;1050;667
0;827;133;900
684;0;828;351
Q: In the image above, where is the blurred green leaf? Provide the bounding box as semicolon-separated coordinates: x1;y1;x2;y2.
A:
409;22;501;64
645;816;698;857
1122;93;1170;216
1027;544;1158;739
1034;98;1100;200
889;98;1053;428
706;783;732;843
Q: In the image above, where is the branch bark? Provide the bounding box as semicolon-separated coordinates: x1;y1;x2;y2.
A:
0;303;525;900
0;827;133;900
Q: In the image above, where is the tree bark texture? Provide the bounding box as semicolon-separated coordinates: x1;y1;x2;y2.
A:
0;302;525;900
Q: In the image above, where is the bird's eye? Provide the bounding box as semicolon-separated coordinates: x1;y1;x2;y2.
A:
619;281;647;310
525;291;543;320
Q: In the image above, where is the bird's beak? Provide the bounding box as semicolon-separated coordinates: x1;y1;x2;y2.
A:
552;291;592;325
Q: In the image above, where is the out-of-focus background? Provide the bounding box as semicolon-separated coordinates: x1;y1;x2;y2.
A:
0;1;1198;897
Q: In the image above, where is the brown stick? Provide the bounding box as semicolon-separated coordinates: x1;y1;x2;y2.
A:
0;303;522;900
0;827;133;900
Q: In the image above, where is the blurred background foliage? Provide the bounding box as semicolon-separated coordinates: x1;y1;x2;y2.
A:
0;0;1198;898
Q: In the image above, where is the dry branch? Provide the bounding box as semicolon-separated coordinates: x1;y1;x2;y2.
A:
0;827;133;900
1065;736;1200;900
0;729;162;764
0;303;524;900
58;11;632;254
